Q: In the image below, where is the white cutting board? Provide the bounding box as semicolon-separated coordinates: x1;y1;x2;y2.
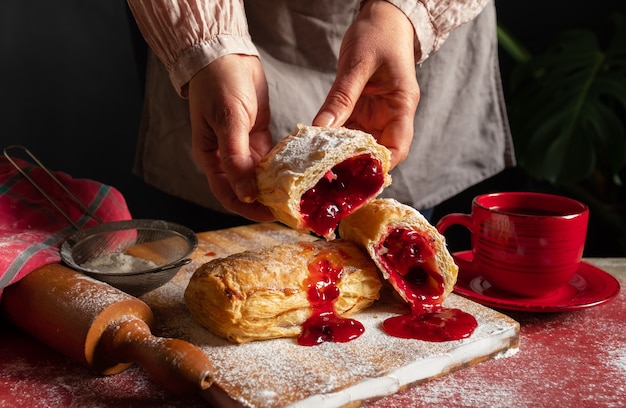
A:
141;223;519;408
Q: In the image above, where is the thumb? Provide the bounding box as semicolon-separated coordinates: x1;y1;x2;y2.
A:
313;62;369;128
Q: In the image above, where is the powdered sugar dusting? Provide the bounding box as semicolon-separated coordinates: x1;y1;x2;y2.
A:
138;224;519;408
364;275;625;407
146;287;518;408
608;345;626;373
3;248;624;407
50;272;132;318
0;329;203;408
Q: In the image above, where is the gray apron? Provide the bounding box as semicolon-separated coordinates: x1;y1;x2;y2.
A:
134;0;514;213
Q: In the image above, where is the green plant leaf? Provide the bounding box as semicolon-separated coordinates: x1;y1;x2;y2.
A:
506;13;626;186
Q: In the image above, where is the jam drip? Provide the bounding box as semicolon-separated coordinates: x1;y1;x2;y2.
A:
382;308;477;342
298;250;365;346
379;228;477;342
300;154;385;237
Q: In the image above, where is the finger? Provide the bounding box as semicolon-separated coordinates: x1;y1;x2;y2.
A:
194;137;274;221
205;167;275;221
217;122;258;203
377;116;415;168
197;143;271;219
313;56;372;128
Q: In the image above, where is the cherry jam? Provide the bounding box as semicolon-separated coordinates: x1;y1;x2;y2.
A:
383;307;478;342
378;228;477;342
381;229;444;305
299;154;384;237
298;250;365;346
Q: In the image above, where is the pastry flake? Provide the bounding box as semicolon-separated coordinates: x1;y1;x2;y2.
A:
256;124;392;239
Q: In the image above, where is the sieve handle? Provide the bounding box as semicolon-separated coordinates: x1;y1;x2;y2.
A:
3;145;104;228
152;258;192;273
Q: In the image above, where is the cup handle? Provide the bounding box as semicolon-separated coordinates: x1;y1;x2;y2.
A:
435;213;474;271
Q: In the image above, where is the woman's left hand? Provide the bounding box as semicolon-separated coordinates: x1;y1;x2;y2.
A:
313;0;420;168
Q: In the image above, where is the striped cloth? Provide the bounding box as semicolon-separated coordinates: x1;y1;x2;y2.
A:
0;158;131;297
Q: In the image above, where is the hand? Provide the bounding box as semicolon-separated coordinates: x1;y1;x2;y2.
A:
188;54;275;221
313;0;420;168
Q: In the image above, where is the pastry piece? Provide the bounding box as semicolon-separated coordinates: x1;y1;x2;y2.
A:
338;198;458;312
184;239;382;344
256;124;392;239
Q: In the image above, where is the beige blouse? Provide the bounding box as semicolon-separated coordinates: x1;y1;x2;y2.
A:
127;0;515;213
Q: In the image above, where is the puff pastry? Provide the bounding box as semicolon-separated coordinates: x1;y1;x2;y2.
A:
184;239;382;344
338;198;458;312
256;124;392;239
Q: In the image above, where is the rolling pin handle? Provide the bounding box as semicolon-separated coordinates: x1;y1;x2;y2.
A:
102;318;214;395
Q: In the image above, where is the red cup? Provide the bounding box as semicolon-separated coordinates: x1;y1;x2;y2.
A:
436;192;589;297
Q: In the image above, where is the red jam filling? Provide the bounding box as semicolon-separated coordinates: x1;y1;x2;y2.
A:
298;250;365;346
299;154;385;237
378;228;477;342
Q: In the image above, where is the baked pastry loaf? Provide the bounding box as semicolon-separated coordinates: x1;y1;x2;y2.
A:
338;198;458;311
184;239;382;344
256;124;392;239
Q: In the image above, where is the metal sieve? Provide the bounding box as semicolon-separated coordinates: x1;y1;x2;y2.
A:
4;145;198;296
60;219;197;296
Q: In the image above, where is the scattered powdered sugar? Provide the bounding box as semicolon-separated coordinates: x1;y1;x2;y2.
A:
363;276;626;408
608;345;626;372
81;252;158;274
393;372;525;408
42;272;134;319
0;343;203;408
5;231;624;408
493;345;520;359
0;225;530;407
134;225;520;407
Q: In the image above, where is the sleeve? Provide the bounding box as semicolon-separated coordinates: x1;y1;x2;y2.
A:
127;0;259;97
383;0;490;63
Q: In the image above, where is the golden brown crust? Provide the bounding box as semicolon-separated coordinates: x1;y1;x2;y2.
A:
256;124;392;239
338;198;458;302
184;239;382;344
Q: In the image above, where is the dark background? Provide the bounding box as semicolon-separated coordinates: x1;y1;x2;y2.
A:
1;1;623;255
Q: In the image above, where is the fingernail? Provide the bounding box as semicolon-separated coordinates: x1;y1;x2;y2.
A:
314;111;335;127
236;181;257;203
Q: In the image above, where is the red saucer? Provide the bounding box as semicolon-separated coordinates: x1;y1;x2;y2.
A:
452;251;621;312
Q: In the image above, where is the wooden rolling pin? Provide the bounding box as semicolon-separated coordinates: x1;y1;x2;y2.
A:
1;263;213;395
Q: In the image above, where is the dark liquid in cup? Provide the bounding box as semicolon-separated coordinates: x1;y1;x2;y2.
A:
491;206;565;217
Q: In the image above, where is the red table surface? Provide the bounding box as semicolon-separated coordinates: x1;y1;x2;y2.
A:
1;262;624;408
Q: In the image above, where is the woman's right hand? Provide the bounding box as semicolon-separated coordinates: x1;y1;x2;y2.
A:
188;54;275;222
